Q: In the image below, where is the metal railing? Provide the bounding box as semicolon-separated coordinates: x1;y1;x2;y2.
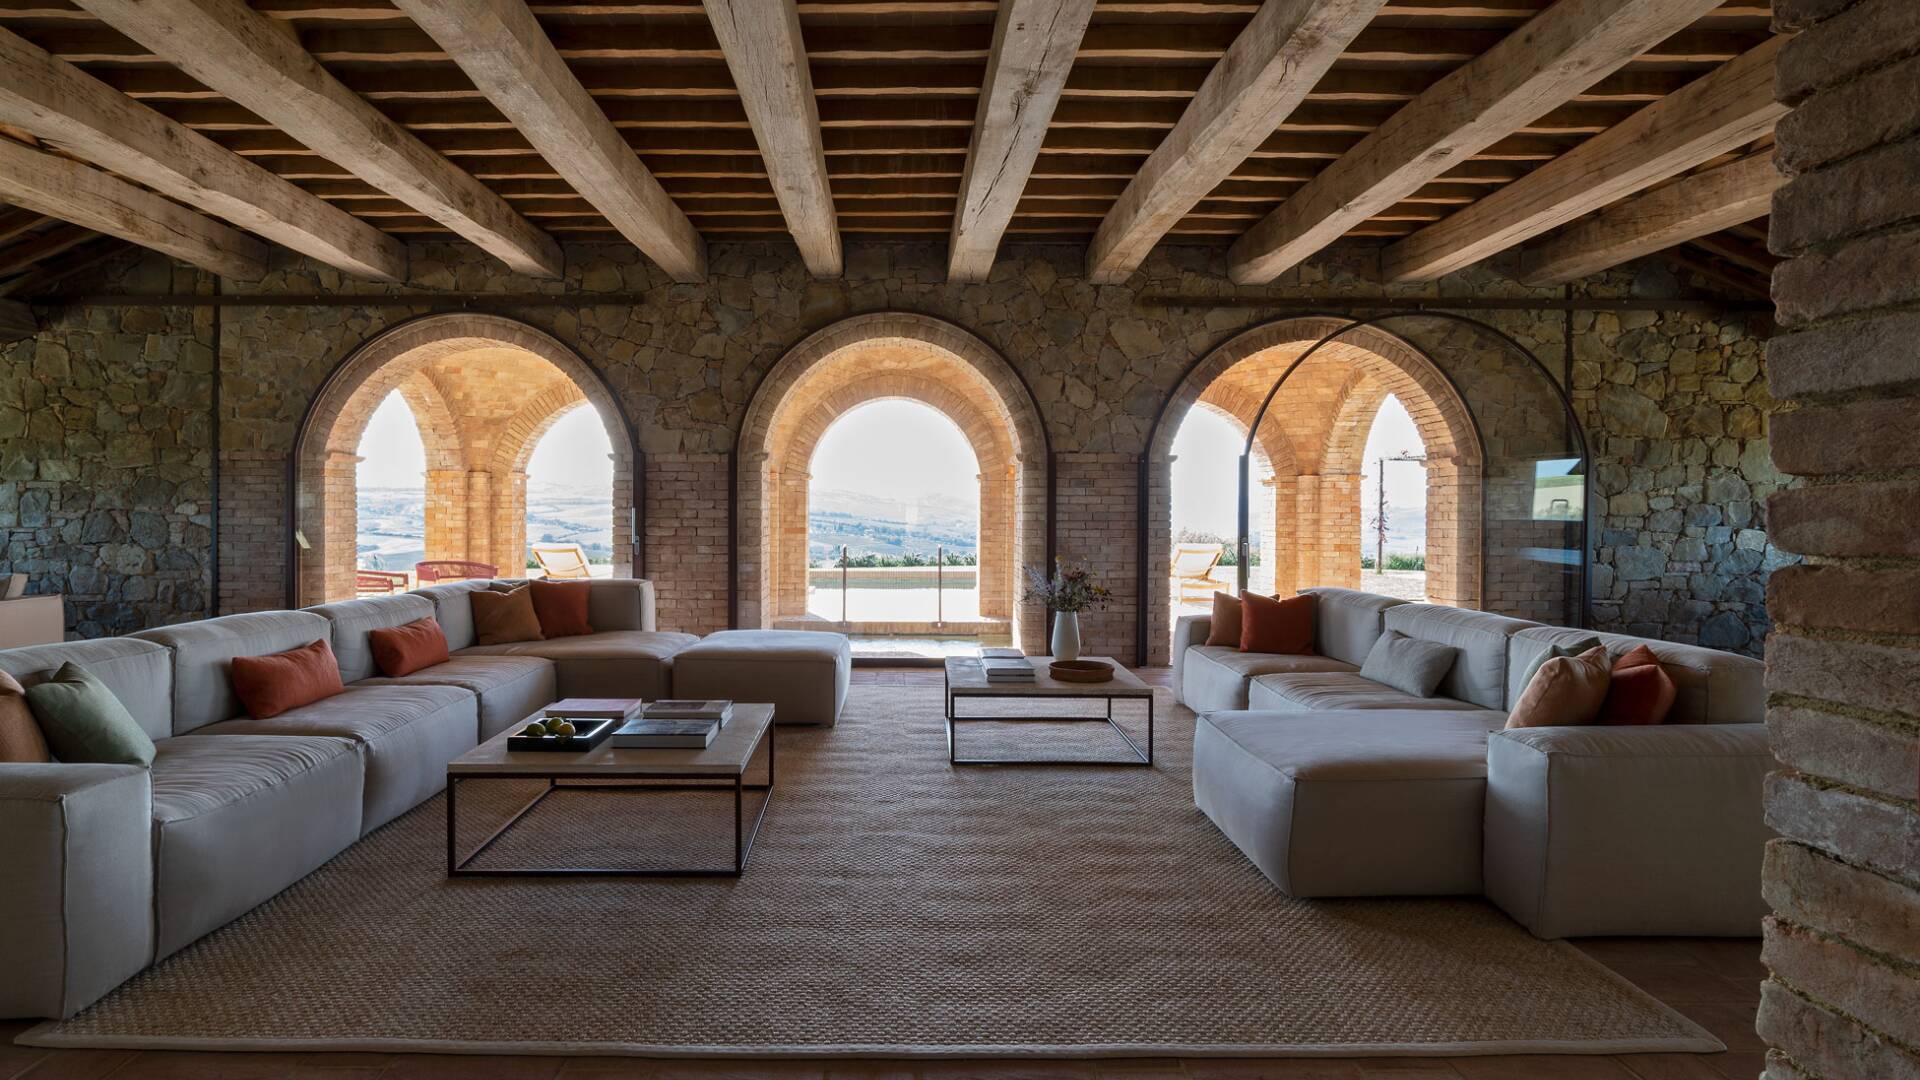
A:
829;545;950;627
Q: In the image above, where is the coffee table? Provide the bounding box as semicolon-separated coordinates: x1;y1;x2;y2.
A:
445;703;775;877
943;656;1154;767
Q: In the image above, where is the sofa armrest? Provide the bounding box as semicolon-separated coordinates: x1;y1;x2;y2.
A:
0;763;155;1018
586;578;657;632
1170;614;1212;701
1484;723;1774;939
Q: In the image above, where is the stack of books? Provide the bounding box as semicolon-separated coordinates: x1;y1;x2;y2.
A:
978;647;1035;682
546;698;644;722
610;699;734;748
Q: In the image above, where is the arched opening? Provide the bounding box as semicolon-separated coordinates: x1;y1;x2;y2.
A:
739;312;1048;657
804;399;983;626
293;314;636;606
353;392;429;577
523;404;616;576
1146;316;1483;663
1169;403;1274;615
1356;394;1430;602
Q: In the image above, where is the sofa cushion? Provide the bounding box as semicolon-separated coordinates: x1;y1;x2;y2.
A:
581;579;656;632
458;630;697;700
1248;671;1489;714
1358;630;1458;698
191;683;477;832
1179;647;1358;713
1506;626;1762;724
230;639;345;720
136;611;331;734
0;637;174;741
530;579;594;639
414;580;490;652
149;733;363;957
472;585;544;646
0;668;50;762
1240;592;1314;655
24;662;157;766
1505;646;1611;729
358;655;557;740
1192;708;1500;896
308;593;436;683
1384;604;1538;711
369;618;451;678
1598;644;1678;726
1300;587;1410;666
1205;592;1242;647
671;630;852;726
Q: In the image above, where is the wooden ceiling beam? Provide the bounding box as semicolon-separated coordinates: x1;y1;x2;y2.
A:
0;221;94;277
1226;0;1724;285
1084;0;1386;284
703;0;840;276
0;139;267;278
1689;230;1777;276
947;0;1097;281
1381;35;1787;282
1517;149;1779;285
0;207;49;245
0;0;1772;18
0;236;129;298
1662;246;1769;299
70;0;562;277
0;27;406;280
391;0;704;280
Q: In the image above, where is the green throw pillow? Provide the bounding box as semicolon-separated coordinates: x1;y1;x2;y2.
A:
1516;637;1603;696
24;662;156;766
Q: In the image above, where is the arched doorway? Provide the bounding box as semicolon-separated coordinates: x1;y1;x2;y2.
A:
1145;316;1484;664
738;313;1049;652
292;314;636;606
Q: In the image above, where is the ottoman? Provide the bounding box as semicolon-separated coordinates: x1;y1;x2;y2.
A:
671;630;852;726
1192;709;1501;897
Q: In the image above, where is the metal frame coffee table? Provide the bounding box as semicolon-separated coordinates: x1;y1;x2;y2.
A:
445;703;775;877
943;655;1154;767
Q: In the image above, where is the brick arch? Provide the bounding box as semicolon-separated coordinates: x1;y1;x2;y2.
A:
1144;316;1483;663
738;312;1048;648
293;313;635;605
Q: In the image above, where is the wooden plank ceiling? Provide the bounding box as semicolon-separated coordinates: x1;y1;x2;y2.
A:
0;0;1781;297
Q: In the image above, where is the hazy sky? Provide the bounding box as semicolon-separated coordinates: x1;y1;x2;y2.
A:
356;392;615;490
1171;395;1426;541
809;399;980;503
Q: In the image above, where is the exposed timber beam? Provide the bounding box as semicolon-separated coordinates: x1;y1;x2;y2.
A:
392;0;704;281
0;28;406;281
0;221;95;277
1226;0;1725;285
1086;0;1386;284
947;0;1097;282
0;139;267;279
1381;35;1787;282
702;0;839;276
1518;150;1781;285
70;0;562;277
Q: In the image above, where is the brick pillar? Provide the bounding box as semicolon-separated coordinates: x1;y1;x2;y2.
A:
321;450;359;602
495;468;528;576
464;471;492;570
978;467;1014;619
1318;473;1362;588
1758;3;1920;1077
422;469;467;563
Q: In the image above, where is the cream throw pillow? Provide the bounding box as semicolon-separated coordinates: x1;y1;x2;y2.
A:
1505;645;1611;729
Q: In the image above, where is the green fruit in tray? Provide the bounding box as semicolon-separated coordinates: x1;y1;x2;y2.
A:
549;720;577;737
520;722;548;738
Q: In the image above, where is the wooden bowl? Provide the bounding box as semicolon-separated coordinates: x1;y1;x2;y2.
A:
1049;659;1114;683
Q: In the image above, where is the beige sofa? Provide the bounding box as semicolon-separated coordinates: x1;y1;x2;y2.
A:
1183;589;1773;939
0;578;846;1019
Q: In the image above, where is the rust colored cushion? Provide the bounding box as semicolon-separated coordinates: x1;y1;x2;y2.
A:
1204;591;1243;647
369;617;451;678
230;639;344;720
471;584;545;647
1506;645;1612;729
0;668;51;763
1599;644;1678;725
529;579;594;639
1239;591;1315;655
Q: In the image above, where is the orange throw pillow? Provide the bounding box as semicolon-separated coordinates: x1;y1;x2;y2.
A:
0;669;51;762
1506;646;1611;729
369;617;450;678
231;639;344;720
1204;591;1243;647
1599;644;1677;725
1239;591;1315;655
471;584;545;646
529;579;593;639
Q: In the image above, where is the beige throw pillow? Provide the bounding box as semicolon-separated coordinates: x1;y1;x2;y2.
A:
1505;645;1611;729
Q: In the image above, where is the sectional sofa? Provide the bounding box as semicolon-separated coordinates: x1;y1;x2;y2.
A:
0;578;851;1019
1177;587;1773;939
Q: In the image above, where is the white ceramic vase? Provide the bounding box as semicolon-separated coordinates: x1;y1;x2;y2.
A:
1051;611;1081;662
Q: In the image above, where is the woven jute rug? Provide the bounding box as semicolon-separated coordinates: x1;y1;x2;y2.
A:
22;683;1720;1058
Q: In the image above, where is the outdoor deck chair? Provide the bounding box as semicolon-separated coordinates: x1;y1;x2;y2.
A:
531;543;593;580
1172;543;1226;602
414;560;497;584
356;569;410;596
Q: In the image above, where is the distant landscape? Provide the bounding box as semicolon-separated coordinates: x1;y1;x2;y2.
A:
356;483;615;571
808;487;976;564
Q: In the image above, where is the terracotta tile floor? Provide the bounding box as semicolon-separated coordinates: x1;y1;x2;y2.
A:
2;669;1765;1080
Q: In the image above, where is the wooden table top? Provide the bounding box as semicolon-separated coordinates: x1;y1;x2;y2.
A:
449;703;775;777
944;656;1151;696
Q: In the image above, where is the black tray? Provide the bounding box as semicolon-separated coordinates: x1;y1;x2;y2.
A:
506;716;616;752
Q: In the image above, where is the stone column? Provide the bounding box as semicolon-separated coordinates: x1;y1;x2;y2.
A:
1757;3;1920;1076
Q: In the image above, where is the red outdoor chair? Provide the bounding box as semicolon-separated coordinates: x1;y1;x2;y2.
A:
356;569;409;596
414;560;498;584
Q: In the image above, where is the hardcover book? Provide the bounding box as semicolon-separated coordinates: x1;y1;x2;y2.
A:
610;718;718;749
546;698;645;720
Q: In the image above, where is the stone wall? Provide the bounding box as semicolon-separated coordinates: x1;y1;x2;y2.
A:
1758;1;1920;1076
5;239;1783;657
